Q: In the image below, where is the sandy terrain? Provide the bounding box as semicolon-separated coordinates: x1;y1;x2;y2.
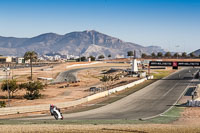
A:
174;107;200;126
0;62;133;106
0;124;200;133
0;62;200;132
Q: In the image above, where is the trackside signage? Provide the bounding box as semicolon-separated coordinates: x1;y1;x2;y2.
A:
178;62;200;66
150;61;200;67
149;61;172;66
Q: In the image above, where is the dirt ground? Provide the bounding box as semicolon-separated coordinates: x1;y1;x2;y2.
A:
0;62;200;132
0;61;175;118
174;107;200;126
0;62;133;106
1;124;200;133
1;61;200;132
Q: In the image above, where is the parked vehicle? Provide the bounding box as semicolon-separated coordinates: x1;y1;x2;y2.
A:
89;87;102;92
50;104;63;120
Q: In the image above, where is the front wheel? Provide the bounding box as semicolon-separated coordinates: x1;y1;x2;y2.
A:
61;114;64;120
53;112;58;120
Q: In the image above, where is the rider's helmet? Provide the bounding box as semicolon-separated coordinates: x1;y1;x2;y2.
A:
50;104;54;107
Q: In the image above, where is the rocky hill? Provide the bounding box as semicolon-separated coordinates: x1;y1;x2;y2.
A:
0;30;165;57
191;49;200;56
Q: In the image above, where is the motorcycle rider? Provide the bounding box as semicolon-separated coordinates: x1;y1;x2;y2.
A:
50;104;63;120
50;104;55;115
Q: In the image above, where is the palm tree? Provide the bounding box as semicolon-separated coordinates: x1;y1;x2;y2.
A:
127;51;134;58
157;52;163;58
164;52;171;58
88;56;95;61
151;52;156;58
141;53;147;58
181;52;187;58
108;54;111;59
24;51;38;80
173;53;179;58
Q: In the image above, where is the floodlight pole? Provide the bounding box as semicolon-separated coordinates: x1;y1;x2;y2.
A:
148;65;150;76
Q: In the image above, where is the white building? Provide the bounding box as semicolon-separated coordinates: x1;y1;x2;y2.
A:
16;57;25;64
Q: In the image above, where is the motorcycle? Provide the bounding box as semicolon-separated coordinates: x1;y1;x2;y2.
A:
50;104;63;120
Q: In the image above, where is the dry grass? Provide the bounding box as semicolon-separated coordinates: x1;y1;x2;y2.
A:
0;124;200;133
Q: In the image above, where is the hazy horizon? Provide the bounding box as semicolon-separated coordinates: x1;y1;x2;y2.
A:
0;0;200;53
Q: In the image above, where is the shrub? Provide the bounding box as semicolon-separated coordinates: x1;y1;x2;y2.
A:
0;101;6;108
88;56;95;61
20;81;44;100
1;79;19;98
24;91;41;100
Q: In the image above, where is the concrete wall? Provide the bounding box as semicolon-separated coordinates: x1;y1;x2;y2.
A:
87;91;109;101
66;62;102;69
0;76;153;115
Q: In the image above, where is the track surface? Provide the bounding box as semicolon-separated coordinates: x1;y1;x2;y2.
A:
52;66;126;83
28;67;199;120
52;68;87;83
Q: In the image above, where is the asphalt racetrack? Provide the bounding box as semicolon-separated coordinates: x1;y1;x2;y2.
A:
27;67;199;120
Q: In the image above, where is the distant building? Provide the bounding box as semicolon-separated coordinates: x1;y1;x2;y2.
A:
0;56;12;63
12;57;31;64
16;57;25;64
54;55;61;61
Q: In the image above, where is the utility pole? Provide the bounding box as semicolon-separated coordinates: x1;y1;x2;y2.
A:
12;64;14;79
51;66;53;79
4;67;10;107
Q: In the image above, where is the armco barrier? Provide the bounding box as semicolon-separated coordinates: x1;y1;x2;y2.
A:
108;77;148;95
56;97;88;108
87;91;109;101
0;76;153;115
0;104;49;115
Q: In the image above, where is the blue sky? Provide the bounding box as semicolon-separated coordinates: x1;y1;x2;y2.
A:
0;0;200;53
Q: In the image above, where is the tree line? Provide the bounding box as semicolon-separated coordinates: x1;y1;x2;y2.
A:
76;54;112;61
1;80;44;100
126;50;200;59
141;52;199;59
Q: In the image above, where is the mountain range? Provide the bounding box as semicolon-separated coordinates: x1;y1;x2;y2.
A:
0;30;166;58
192;49;200;56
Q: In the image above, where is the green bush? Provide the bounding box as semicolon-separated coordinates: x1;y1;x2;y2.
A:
20;81;44;100
24;91;41;100
0;101;6;108
1;79;19;98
